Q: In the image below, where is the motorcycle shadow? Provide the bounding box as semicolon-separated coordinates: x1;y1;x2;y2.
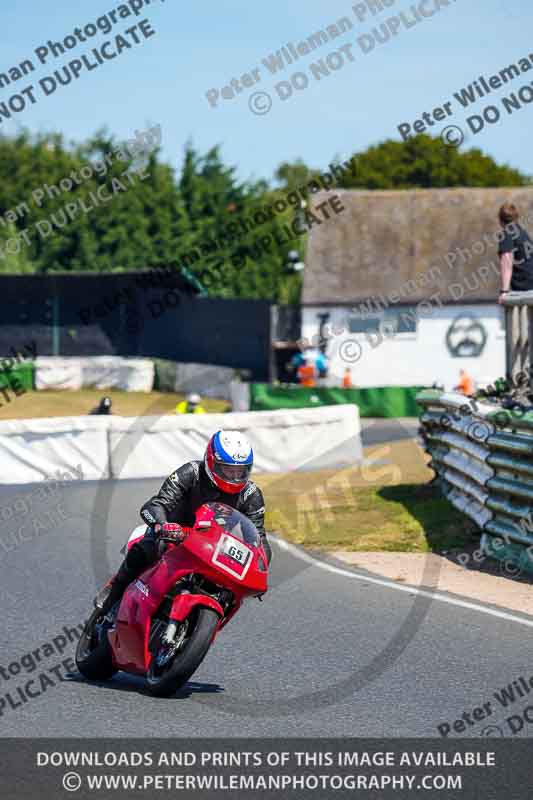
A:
66;672;224;699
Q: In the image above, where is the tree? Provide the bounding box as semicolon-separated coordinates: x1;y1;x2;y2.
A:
275;160;314;190
336;135;528;190
0;129;528;305
0;221;33;273
176;142;289;299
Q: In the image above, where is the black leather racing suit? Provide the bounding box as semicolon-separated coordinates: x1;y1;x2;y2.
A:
116;461;271;589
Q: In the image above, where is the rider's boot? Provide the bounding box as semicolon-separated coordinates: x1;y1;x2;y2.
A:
94;563;138;616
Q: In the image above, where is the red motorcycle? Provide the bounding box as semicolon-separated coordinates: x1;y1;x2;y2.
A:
76;502;269;696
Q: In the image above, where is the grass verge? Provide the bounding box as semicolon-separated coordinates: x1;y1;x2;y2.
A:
0;389;230;419
261;440;477;554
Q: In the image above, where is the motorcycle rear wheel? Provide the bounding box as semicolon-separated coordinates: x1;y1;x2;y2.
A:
75;607;118;681
146;607;219;697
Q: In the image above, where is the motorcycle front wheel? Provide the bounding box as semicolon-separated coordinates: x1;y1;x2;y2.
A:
146;607;219;697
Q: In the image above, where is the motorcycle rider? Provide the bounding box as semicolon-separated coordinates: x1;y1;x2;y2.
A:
96;430;270;615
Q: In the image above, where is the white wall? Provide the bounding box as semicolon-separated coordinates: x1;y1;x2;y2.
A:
302;304;505;391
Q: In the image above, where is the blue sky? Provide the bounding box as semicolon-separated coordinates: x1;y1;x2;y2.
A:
1;0;532;184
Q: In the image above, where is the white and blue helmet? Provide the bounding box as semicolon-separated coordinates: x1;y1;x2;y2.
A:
205;430;253;494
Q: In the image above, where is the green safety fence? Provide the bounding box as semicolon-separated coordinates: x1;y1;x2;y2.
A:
0;361;35;393
250;384;427;418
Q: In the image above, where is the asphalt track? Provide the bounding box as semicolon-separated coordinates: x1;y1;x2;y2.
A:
2;461;533;740
361;417;420;446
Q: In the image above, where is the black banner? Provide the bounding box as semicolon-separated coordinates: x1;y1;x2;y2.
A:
1;738;531;799
0;273;272;379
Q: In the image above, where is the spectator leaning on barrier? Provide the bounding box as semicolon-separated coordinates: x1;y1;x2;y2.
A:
498;202;533;304
175;393;206;414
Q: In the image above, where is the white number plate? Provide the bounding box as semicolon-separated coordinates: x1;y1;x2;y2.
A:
212;534;253;580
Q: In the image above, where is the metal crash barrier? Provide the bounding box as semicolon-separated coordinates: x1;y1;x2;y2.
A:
417;389;533;575
417;291;533;574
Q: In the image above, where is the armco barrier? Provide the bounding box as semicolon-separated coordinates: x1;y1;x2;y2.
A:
0;405;362;484
418;389;533;575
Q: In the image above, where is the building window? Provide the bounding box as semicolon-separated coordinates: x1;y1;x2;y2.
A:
347;316;381;334
347;309;418;336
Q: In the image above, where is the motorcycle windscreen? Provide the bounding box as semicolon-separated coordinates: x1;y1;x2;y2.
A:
203;502;261;548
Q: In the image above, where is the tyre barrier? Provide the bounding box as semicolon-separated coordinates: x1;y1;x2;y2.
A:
417;389;533;576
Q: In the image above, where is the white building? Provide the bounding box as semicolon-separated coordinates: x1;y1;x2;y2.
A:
302;187;533;390
301;302;505;391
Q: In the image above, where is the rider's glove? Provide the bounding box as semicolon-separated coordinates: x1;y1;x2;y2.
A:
154;522;185;543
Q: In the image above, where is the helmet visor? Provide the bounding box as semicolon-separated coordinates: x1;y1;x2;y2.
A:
213;460;251;485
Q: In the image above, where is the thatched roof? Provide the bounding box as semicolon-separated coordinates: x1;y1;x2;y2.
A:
303;188;533;306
